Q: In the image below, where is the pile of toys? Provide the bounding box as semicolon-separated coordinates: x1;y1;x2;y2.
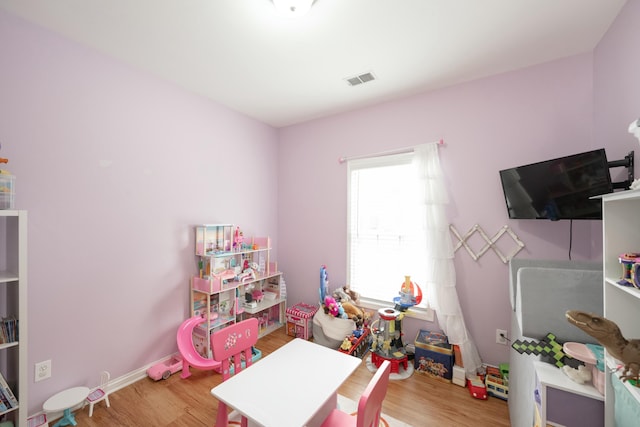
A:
319;265;369;327
467;364;509;400
339;326;371;358
318;266;373;357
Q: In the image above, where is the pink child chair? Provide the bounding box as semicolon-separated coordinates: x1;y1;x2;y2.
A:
27;414;48;427
211;318;259;427
321;360;391;427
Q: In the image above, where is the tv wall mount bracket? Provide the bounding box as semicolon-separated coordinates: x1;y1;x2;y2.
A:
608;151;634;190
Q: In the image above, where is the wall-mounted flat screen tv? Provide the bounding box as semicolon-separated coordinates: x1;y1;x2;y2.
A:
499;148;613;220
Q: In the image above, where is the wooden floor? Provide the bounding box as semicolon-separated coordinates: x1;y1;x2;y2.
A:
67;328;511;426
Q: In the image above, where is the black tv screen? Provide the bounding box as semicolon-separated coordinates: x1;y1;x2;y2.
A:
499;148;613;220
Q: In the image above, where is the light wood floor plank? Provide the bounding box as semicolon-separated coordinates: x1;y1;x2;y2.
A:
66;328;510;426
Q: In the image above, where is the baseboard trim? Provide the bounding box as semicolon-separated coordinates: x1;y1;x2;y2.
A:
29;353;178;422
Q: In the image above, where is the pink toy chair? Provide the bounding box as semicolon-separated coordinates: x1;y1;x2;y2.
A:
211;318;259;427
320;360;391;427
85;370;111;417
27;414;49;427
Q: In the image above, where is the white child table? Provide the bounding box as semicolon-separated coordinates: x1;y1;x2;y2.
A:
211;338;362;427
43;386;90;427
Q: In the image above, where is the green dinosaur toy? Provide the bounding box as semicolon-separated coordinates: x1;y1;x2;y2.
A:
566;310;640;383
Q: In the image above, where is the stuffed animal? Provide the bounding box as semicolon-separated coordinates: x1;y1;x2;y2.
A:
337;303;347;319
341;301;364;322
333;287;351;303
324;295;340;317
343;284;360;304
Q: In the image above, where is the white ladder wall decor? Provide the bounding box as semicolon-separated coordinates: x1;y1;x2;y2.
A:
449;224;525;263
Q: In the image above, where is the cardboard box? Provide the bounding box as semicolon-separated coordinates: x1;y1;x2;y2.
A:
286;302;318;340
453;344;463;367
414;329;454;382
452;365;466;387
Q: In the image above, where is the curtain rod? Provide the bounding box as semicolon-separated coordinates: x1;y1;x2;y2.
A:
338;139;444;164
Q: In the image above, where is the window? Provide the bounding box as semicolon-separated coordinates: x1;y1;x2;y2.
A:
347;152;428;312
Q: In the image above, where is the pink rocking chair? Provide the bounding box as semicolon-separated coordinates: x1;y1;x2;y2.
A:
320;360;391;427
211;318;259;427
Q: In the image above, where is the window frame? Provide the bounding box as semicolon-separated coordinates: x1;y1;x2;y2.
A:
346;152;434;321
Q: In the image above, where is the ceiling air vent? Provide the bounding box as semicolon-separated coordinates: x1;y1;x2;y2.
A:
345;71;376;86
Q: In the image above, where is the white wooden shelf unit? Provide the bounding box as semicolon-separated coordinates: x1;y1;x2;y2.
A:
601;190;640;426
0;210;27;427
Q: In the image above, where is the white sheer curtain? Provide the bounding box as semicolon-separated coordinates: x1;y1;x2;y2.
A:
414;142;483;376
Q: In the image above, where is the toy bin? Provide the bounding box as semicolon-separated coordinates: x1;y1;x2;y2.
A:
414;329;454;382
0;175;15;210
286;302;319;340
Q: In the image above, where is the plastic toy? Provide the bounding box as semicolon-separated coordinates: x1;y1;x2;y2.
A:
319;265;329;303
393;275;423;309
177;316;223;378
617;253;640;288
567;310;640;383
485;374;509;400
251;289;264;302
340;337;353;352
233;226;244;251
467;376;488;400
147;355;184;381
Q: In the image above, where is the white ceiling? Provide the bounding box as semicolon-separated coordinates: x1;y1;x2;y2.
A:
0;0;627;128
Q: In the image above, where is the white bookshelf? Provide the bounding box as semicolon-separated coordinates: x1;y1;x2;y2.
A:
601;190;640;426
0;210;27;426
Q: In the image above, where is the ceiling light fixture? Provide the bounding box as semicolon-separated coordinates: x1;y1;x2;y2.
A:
272;0;315;17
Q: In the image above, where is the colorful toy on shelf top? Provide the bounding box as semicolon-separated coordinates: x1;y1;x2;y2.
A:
393;275;423;310
617;253;640;288
233;226;244;251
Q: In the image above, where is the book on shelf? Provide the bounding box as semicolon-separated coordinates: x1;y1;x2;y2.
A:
0;393;7;412
0;317;18;344
0;371;18;408
0;387;11;411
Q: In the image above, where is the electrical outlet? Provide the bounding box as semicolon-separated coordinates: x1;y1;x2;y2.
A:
496;329;508;345
35;360;52;382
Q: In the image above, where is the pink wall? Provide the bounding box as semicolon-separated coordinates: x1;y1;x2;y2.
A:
278;53;599;366
0;11;279;414
594;0;640;173
2;2;638;416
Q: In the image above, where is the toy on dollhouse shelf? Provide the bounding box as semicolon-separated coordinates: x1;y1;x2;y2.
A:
233;226;244;251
